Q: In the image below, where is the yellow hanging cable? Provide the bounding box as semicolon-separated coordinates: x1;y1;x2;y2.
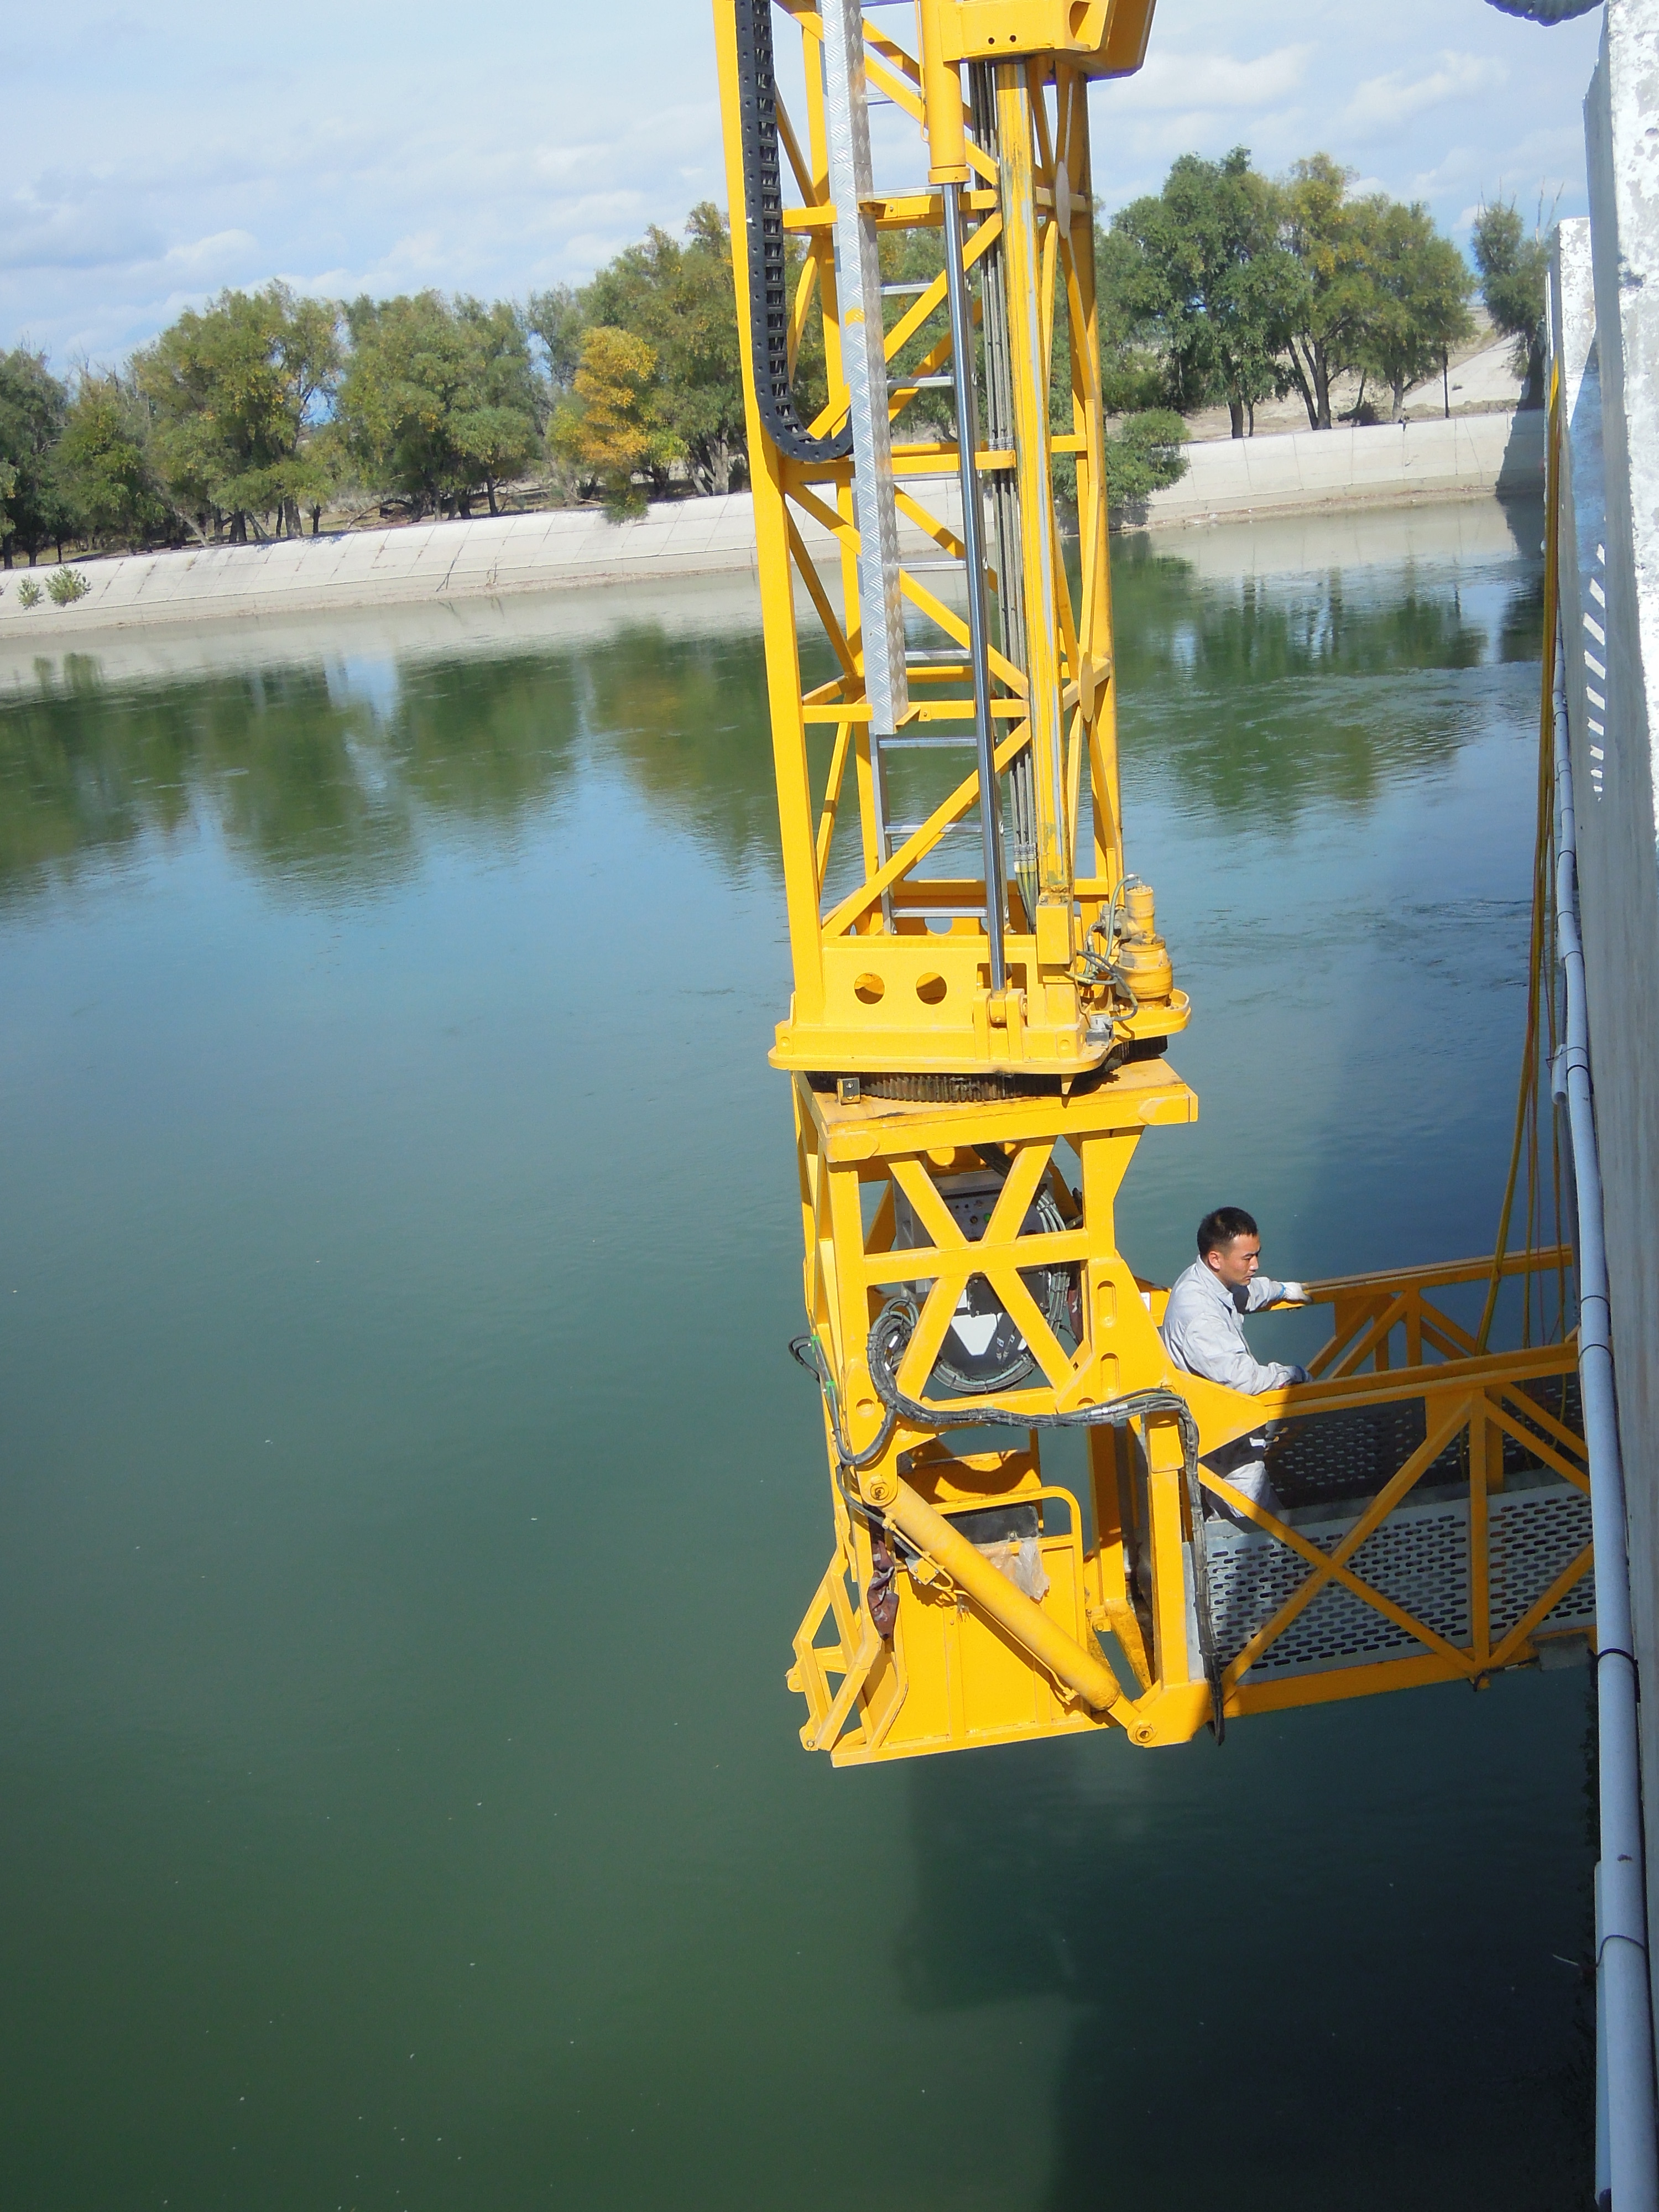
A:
1531;787;1557;1345
1479;359;1562;1352
1549;888;1568;1352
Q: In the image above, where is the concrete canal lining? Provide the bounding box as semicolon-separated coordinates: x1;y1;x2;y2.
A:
0;497;1538;703
0;411;1542;650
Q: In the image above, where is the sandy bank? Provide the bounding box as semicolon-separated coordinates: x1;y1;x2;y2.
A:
0;411;1545;648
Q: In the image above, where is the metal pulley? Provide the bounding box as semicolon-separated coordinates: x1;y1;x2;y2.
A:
893;1164;1075;1393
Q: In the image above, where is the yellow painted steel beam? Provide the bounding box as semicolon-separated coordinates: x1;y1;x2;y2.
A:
1305;1245;1573;1298
721;2;1585;1766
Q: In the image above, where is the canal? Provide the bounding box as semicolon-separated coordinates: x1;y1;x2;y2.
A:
0;497;1592;2210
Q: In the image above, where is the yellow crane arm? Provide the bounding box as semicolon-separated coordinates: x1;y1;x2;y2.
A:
716;0;1593;1764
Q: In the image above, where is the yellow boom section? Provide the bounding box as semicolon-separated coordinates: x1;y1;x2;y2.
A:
716;0;1592;1762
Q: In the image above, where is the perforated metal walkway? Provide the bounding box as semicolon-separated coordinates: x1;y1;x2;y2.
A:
1206;1383;1593;1679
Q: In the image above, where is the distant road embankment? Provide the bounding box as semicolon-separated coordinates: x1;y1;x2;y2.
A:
0;411;1545;644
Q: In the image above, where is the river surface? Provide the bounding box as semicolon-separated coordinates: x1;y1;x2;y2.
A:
0;498;1593;2211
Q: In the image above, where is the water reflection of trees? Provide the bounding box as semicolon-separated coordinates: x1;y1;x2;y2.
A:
0;652;583;905
0;539;1543;904
576;625;782;866
1109;540;1543;827
0;620;787;907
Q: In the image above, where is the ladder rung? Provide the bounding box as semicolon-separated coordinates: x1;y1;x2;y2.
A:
891;907;987;920
891;374;956;389
885;821;981;839
904;558;963;570
881;281;937;296
877;733;977;748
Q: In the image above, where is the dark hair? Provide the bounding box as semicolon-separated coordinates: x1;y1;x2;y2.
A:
1197;1206;1258;1256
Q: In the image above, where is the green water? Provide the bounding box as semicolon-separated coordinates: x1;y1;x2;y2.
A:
0;502;1592;2211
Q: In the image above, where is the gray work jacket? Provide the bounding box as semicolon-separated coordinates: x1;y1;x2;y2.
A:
1161;1258;1305;1395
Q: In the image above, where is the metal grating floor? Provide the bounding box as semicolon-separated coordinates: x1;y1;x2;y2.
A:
1206;1385;1593;1677
1259;1376;1582;1511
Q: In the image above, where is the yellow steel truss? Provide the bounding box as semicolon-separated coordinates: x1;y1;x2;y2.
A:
716;0;1183;1076
715;0;1590;1761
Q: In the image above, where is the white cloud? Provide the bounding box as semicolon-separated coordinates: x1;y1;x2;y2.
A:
1344;51;1507;134
1122;43;1317;113
155;229;258;277
0;0;1613;364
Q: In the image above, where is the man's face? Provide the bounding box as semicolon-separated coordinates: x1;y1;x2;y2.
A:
1204;1232;1260;1290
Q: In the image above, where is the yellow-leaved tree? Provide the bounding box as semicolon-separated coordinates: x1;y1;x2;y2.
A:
551;326;680;519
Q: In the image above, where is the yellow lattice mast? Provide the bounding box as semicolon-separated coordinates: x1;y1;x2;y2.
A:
714;0;1592;1764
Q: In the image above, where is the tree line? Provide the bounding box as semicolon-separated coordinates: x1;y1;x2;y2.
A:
1102;149;1548;437
0;151;1548;566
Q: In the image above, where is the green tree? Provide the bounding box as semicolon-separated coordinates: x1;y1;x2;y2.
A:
1277;154;1379;430
1104;409;1190;506
1109;149;1301;435
1472;198;1550;409
134;284;342;541
526;284;585;395
580;205;748;494
551;326;681;518
0;350;71;567
1093;228;1171;416
1354;199;1475;420
54;371;176;549
453;298;543;511
336;293;541;519
879;223;954;439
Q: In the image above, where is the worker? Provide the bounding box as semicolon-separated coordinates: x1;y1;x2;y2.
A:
1162;1206;1310;1528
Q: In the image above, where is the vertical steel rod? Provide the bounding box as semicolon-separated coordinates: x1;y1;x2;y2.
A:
941;178;1006;992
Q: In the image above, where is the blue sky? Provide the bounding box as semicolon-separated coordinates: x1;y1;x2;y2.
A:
1;0;1605;368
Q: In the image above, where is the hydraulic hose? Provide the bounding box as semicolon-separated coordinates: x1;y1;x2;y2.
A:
732;0;854;467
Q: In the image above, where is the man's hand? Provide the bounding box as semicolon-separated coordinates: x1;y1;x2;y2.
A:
1286;1363;1310;1386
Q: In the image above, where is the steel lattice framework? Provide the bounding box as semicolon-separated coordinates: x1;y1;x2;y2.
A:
713;0;1593;1761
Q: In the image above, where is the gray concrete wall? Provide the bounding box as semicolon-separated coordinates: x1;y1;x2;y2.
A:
0;409;1542;648
1553;0;1659;2037
0;494;1531;704
0;497;792;643
1136;409;1545;529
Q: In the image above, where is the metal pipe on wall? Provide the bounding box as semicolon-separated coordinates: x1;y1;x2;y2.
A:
1554;643;1659;2211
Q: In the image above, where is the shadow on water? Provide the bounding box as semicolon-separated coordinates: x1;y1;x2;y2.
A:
0;620;783;908
894;1685;1593;2212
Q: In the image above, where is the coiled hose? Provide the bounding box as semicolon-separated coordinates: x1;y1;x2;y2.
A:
732;0;854;467
791;1296;1225;1735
